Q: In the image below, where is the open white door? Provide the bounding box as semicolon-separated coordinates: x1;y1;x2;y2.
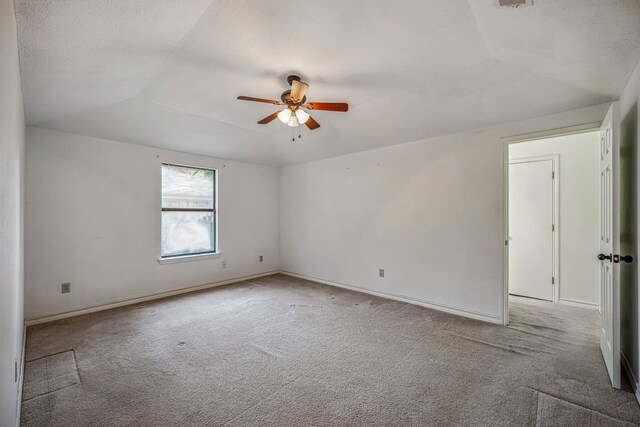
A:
599;103;620;389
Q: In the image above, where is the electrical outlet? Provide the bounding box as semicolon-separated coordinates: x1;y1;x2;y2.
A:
61;283;71;293
259;255;263;262
221;260;227;269
379;269;384;278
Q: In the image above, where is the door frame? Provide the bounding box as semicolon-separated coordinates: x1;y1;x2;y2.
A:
508;155;560;304
502;123;601;325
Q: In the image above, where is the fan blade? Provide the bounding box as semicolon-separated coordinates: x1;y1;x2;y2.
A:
305;115;320;130
304;102;348;112
238;96;281;105
290;80;309;102
258;111;280;124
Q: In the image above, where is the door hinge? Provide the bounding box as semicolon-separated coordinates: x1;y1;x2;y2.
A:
552;171;555;179
505;240;508;246
552;224;555;232
552;277;555;285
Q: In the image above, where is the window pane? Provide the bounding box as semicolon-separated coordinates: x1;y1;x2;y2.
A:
162;164;214;209
161;211;214;257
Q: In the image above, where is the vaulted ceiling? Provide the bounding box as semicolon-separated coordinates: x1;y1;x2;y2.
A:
15;0;640;166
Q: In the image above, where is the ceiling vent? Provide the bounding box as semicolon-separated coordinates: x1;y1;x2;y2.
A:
493;0;532;8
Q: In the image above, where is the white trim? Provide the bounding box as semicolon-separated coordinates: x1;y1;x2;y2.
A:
26;269;501;328
15;324;26;427
157;252;221;264
502;122;601;144
25;270;279;326
502;139;509;325
508;155;561;303
558;298;599;310
280;271;502;324
621;350;640;405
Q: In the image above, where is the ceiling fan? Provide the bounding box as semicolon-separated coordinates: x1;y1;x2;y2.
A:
237;75;348;131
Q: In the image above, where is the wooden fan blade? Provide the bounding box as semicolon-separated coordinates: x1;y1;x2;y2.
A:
258;111;280;124
305;115;320;130
290;80;309;102
238;96;281;105
304;102;348;112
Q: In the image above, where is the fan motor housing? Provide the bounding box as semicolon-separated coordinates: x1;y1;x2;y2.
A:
281;89;306;105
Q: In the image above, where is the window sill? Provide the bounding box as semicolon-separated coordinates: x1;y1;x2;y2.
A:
157;252;221;264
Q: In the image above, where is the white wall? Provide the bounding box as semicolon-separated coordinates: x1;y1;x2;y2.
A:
509;132;600;307
280;103;610;323
25;127;280;319
0;0;25;425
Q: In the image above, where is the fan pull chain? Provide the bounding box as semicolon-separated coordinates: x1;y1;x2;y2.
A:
290;129;302;142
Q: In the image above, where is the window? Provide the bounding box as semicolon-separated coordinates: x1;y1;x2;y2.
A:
161;163;216;258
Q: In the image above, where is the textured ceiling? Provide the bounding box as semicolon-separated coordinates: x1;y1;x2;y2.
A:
15;0;640;166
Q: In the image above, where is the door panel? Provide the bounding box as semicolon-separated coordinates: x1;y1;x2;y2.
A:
509;160;554;301
599;103;621;389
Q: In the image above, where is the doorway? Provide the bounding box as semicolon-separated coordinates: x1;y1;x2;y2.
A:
504;128;602;320
504;104;637;391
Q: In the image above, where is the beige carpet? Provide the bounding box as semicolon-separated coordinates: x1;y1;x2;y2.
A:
21;274;640;426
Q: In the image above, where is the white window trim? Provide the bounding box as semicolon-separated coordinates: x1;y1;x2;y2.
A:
157;252;221;264
159;162;219;263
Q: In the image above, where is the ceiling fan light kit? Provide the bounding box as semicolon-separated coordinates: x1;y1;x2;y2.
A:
295;108;309;124
287;113;299;128
277;108;291;124
237;75;348;135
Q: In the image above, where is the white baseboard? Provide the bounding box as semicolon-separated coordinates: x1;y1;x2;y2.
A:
558;298;599;310
15;324;26;427
621;349;640;405
279;271;502;324
25;270;279;326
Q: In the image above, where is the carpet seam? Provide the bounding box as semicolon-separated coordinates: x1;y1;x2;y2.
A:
530;387;635;424
22;382;79;403
25;349;75;364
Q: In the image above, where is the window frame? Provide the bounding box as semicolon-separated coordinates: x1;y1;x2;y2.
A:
159;162;218;261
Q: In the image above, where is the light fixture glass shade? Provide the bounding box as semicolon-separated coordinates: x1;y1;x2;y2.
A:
287;114;299;127
295;108;309;124
277;108;292;123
